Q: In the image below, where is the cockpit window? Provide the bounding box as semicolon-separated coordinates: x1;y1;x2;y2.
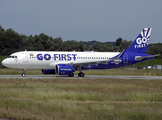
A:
8;56;18;58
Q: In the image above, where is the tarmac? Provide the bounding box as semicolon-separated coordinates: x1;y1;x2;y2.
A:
0;75;162;80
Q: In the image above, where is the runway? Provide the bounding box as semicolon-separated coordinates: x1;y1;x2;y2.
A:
0;75;162;80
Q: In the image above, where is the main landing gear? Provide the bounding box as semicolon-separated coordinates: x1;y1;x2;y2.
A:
78;72;84;77
68;72;84;77
77;67;84;77
22;69;26;77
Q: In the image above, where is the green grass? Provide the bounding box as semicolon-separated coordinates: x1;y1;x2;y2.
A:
0;57;162;119
0;78;162;120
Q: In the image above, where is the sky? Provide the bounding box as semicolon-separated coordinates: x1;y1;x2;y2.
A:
0;0;162;43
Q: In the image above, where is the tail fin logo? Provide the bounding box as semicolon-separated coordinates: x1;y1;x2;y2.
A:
135;28;152;49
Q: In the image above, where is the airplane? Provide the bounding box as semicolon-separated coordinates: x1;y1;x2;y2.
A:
2;28;160;77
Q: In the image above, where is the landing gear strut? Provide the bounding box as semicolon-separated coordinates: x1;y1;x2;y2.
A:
22;69;26;77
77;67;84;77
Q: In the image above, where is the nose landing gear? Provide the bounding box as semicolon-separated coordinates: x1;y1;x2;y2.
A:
22;69;26;77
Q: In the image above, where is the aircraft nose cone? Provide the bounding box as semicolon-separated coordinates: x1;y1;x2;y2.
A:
2;59;9;67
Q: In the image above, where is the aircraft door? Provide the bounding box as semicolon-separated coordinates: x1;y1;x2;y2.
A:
23;53;28;63
123;54;128;63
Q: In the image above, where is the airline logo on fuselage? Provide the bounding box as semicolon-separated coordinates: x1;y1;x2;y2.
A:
37;54;77;61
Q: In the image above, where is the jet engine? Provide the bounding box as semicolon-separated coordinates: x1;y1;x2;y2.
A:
56;64;74;75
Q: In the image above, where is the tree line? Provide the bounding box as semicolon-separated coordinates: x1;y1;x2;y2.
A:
0;25;161;58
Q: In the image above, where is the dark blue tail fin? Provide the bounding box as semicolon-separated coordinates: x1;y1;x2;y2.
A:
126;28;152;54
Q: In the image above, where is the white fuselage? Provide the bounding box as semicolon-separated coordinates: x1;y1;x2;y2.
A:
2;51;119;69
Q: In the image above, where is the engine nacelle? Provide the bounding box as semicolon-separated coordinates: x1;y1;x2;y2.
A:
56;64;73;75
42;69;56;74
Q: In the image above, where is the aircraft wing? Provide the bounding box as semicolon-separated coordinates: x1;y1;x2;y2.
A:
68;57;121;68
49;57;120;68
49;50;126;68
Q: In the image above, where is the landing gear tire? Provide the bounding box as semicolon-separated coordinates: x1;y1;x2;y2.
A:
22;69;26;77
68;73;74;77
22;73;26;77
78;72;84;77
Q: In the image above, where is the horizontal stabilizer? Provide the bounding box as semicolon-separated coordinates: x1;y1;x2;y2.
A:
135;54;161;61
